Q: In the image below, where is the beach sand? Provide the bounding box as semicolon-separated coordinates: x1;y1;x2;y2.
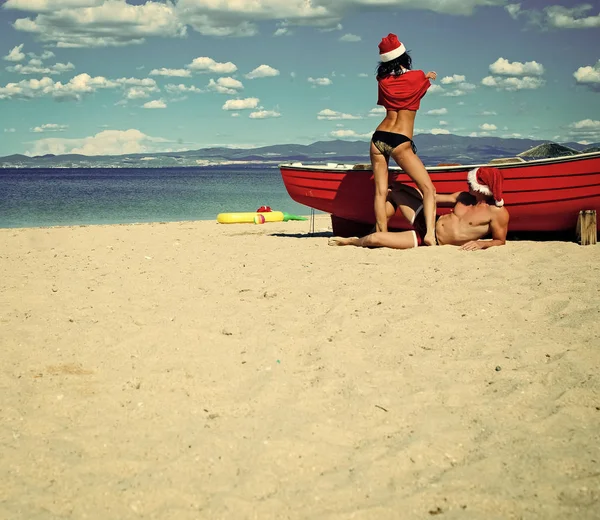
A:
1;216;599;519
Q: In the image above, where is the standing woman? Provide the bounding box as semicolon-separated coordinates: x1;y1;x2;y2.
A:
371;33;437;245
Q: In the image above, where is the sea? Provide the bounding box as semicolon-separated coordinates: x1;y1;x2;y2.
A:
0;166;314;229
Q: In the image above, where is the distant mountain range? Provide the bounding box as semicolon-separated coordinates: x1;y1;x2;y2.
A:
1;134;598;169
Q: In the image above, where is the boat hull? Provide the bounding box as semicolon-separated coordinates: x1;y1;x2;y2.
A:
279;153;600;233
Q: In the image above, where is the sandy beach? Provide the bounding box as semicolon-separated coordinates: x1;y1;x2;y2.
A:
1;215;599;520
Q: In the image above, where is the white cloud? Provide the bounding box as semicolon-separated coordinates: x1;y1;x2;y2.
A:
115;77;157;87
443;89;464;97
440;74;465;84
31;123;68;132
428;82;477;97
479;110;497;116
172;0;508;38
368;107;386;117
480;123;497;131
489;57;544;77
505;3;520;19
574;60;600;90
4;0;105;10
37;50;55;60
245;64;280;79
435;80;475;97
4;0;513;48
8;0;186;48
339;33;361;42
317;109;361;120
114;77;159;100
308;77;332;86
188;57;237;74
207;77;243;94
25;128;170;156
143;99;166;109
4;128;17;133
483;58;545;92
567;119;600;141
125;87;154;99
222;97;259;110
430;128;450;135
165;83;202;94
215;77;243;90
0;74;158;102
0;73;120;101
150;68;191;77
4;44;25;62
320;23;343;32
330;129;371;139
7;59;75;75
545;5;600;29
482;75;545;91
505;4;599;29
438;120;448;126
273;27;289;36
249;110;281;119
425;108;448;115
358;73;369;78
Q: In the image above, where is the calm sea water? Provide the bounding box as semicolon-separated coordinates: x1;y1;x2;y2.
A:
0;167;314;228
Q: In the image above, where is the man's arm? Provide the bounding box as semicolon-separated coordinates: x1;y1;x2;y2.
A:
435;191;475;208
461;208;510;251
436;191;464;207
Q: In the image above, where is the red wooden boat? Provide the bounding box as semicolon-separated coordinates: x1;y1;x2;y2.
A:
279;151;600;236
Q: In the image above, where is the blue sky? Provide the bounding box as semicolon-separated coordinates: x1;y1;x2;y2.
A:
0;0;599;157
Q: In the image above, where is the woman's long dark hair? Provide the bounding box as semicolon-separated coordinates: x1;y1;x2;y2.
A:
376;51;412;79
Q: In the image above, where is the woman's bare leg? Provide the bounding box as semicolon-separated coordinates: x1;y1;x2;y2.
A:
391;143;437;245
329;231;417;249
370;142;390;233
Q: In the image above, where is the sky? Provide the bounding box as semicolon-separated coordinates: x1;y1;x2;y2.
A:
0;0;599;157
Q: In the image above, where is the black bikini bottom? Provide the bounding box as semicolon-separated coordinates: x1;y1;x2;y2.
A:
372;130;417;157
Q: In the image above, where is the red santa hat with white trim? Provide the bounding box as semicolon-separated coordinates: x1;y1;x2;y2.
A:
467;167;505;207
378;33;406;62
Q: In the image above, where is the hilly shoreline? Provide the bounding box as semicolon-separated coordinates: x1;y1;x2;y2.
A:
1;134;598;169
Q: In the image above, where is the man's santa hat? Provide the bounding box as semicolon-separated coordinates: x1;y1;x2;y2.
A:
467;167;505;207
378;33;406;62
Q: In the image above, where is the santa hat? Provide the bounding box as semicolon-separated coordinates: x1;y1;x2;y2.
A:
378;33;406;62
467;167;505;207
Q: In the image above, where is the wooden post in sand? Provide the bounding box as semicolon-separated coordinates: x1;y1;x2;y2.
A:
576;210;597;245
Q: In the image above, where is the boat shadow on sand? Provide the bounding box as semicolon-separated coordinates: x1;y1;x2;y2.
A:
270;231;333;239
270;229;594;243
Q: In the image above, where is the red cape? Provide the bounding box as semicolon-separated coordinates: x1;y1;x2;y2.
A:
377;70;431;111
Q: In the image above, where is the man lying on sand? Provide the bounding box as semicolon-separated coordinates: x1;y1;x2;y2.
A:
329;166;509;251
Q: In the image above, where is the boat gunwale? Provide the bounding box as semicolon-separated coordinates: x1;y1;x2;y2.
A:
279;150;600;174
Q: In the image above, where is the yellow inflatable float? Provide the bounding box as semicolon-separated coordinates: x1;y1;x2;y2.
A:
216;211;307;224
